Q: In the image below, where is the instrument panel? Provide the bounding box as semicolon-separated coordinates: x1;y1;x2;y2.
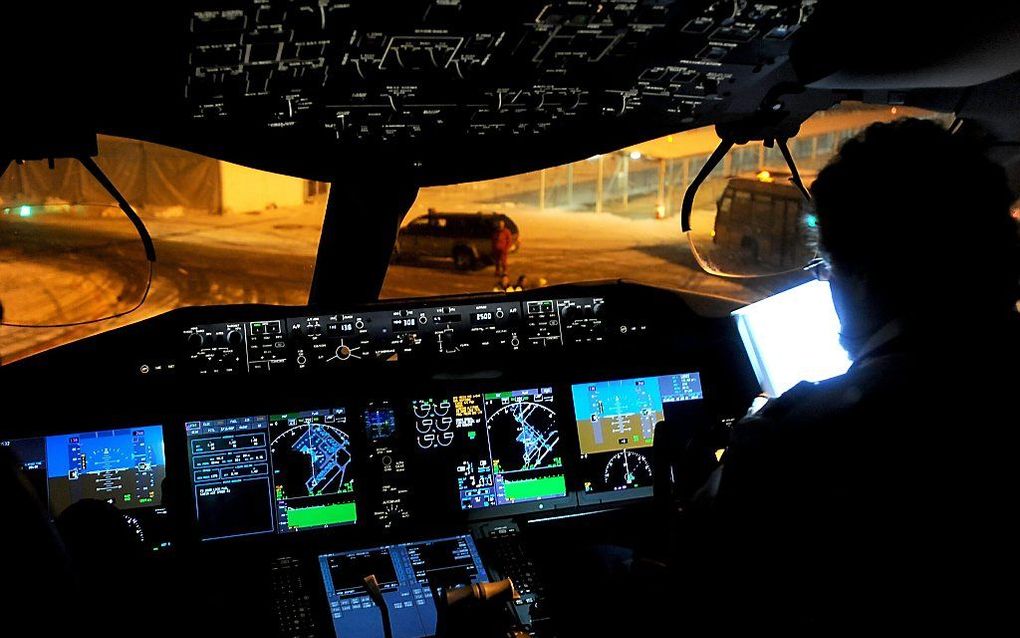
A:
142;295;649;376
182;0;818;147
0;281;761;638
3;281;757;539
178;370;704;544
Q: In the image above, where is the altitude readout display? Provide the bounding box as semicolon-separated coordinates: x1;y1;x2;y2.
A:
572;373;703;493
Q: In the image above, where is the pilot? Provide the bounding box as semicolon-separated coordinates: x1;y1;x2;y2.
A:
679;118;1019;632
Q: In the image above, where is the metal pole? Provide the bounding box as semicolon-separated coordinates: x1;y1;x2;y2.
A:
539;168;546;212
657;158;666;217
596;155;604;214
566;163;574;207
621;154;629;210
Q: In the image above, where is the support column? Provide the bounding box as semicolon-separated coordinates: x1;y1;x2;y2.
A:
656;157;666;218
539;168;546;211
621;154;629;210
566;163;574;207
310;163;419;304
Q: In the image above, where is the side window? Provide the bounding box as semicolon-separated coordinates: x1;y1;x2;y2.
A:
404;217;430;235
773;198;790;234
787;199;804;234
473;220;494;238
719;195;733;214
751;194;772;215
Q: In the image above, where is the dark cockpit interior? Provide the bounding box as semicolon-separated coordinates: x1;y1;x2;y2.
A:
2;2;1019;637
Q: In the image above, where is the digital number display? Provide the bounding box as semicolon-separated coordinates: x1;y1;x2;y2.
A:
392;317;418;332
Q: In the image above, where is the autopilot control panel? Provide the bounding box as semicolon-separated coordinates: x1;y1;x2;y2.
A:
139;294;653;377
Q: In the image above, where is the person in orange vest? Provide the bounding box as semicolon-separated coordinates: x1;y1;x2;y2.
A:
490;218;513;277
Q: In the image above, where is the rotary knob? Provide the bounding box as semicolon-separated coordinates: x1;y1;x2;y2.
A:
336;344;352;360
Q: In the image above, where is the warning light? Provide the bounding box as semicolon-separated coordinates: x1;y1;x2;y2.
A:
629;151;642;160
756;170;774;183
804;214;818;229
19;205;32;217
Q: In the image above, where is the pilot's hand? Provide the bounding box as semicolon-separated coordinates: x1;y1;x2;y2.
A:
746;393;770;416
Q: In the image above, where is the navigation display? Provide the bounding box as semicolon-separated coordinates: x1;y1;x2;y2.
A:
186;407;356;541
319;535;488;638
572;373;703;494
411;387;567;510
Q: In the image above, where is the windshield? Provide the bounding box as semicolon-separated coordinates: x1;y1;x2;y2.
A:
1;136;328;364
380;103;942;298
1;104;940;364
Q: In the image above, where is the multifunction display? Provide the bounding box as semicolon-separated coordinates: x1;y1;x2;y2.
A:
319;535;488;638
186;408;356;540
411;387;567;510
572;373;703;494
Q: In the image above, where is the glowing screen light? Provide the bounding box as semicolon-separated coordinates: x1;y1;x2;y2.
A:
732;280;852;397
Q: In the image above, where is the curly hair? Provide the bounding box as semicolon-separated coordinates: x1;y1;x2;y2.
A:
810;117;1019;320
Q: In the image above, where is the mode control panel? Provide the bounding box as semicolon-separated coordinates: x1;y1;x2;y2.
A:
140;293;648;377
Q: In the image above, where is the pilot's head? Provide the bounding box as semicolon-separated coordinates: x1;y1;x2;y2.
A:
811;118;1018;357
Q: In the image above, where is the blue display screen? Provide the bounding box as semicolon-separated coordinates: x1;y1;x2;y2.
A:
570;372;703;495
571;373;703;455
39;426;165;515
185;407;357;541
319;535;489;638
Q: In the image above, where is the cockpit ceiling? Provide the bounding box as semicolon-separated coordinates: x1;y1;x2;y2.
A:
9;1;1020;184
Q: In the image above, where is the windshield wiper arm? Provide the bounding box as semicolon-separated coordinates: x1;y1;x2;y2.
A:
76;155;157;262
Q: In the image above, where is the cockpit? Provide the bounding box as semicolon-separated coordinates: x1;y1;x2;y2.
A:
2;2;1019;637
